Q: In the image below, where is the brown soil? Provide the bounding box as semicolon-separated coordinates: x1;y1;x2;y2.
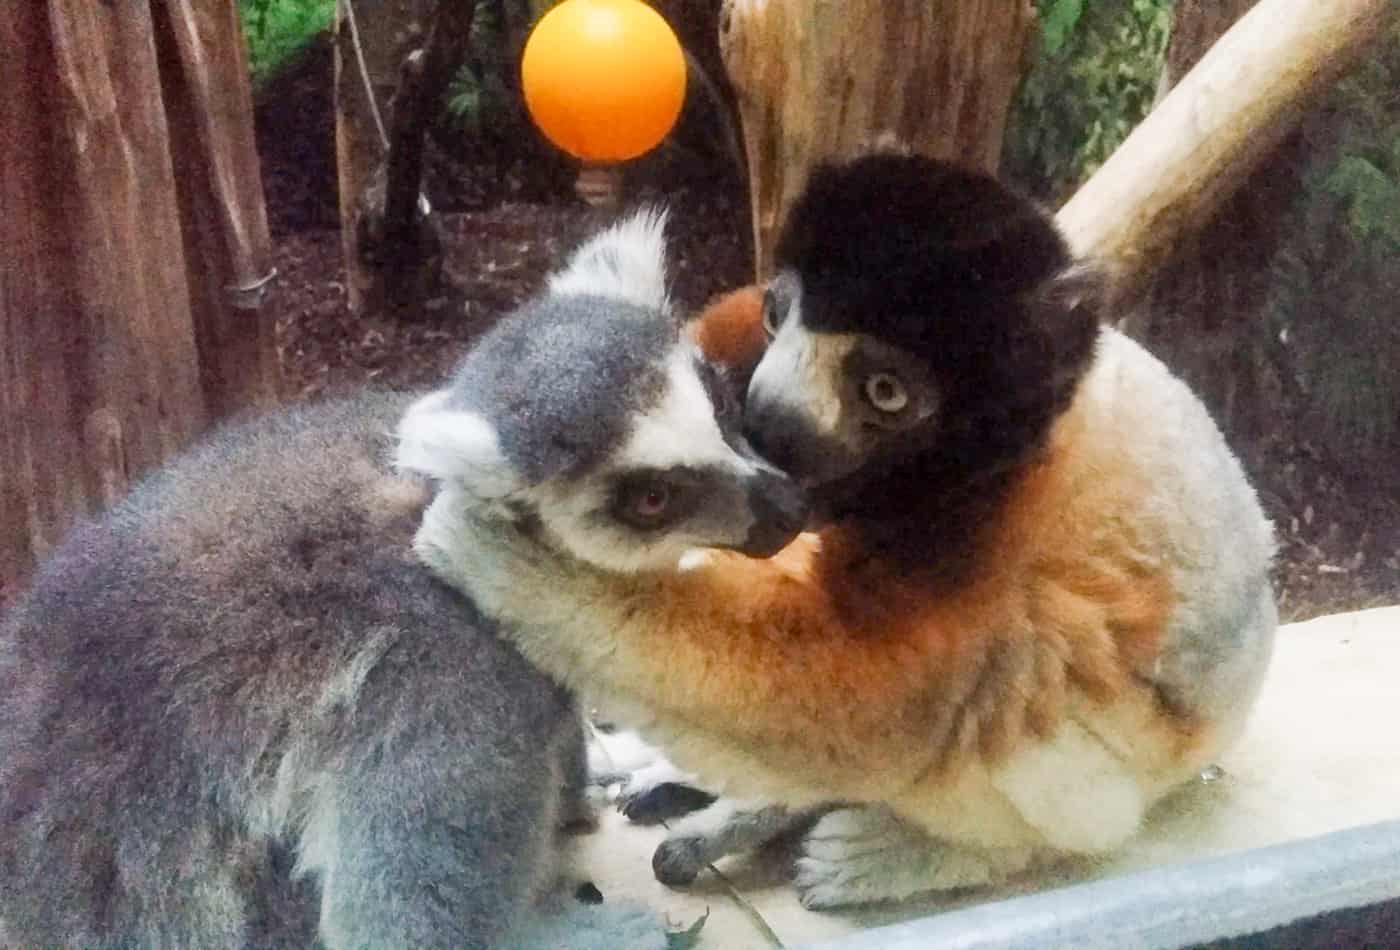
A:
255;39;1397;623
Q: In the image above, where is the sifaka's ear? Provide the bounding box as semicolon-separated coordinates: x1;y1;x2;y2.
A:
1034;261;1109;326
394;391;519;498
1024;259;1106;402
547;207;674;317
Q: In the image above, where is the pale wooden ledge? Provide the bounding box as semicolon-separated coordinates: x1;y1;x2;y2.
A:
573;606;1400;948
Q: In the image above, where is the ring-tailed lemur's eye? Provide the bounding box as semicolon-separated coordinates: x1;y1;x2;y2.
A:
611;471;704;530
863;373;908;413
761;289;784;338
614;477;675;527
633;484;671;519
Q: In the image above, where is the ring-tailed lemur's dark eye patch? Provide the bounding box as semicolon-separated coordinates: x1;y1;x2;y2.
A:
609;469;705;530
714;382;737;422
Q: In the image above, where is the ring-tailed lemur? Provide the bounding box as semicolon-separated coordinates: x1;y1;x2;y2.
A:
0;210;803;947
441;155;1278;911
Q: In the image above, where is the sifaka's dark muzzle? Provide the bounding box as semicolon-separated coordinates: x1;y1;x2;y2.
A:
736;468;808;557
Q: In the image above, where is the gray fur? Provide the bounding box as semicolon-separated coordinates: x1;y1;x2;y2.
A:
0;208;787;947
407;280;804;575
0;196;728;950
0;391;657;948
445;294;675;482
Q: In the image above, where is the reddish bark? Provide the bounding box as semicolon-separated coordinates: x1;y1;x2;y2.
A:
1;0;275;599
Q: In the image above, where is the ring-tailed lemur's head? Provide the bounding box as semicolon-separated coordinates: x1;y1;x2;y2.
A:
396;209;807;573
745;153;1103;509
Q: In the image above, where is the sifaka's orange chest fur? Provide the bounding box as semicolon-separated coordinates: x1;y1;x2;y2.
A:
655;289;1195;798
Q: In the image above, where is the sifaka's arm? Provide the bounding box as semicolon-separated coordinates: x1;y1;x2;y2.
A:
419;491;952;797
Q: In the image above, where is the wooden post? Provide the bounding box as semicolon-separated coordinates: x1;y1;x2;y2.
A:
721;0;1037;278
1;0;206;598
1;0;276;601
153;0;280;419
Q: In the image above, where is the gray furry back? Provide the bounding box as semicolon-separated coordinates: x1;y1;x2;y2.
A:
0;391;610;948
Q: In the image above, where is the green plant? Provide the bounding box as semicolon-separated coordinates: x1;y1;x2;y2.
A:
239;0;336;87
444;1;524;135
1002;0;1171;203
1268;28;1400;462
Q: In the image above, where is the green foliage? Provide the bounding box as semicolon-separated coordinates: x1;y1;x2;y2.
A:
1268;28;1400;459
665;910;708;950
1326;155;1400;246
1039;0;1085;57
444;1;529;135
239;0;336;87
1002;0;1171;203
1005;3;1399;461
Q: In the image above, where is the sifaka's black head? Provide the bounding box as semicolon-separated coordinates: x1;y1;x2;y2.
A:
746;152;1103;533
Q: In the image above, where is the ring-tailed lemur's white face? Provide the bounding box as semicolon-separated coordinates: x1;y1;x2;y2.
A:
397;210;807;573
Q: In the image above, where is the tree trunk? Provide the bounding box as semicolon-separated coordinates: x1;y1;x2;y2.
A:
377;1;477;316
1;0;274;601
332;0;434;317
721;0;1037;278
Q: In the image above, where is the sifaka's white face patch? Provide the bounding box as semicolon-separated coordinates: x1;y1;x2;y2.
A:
748;296;859;438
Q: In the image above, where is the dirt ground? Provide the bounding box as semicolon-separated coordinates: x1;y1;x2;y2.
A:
255;39;1398;623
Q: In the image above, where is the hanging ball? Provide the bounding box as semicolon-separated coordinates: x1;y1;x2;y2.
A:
521;0;687;163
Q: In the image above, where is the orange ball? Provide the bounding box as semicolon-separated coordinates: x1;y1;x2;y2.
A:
521;0;687;163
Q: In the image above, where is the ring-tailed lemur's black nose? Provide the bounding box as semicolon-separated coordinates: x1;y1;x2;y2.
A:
741;469;808;557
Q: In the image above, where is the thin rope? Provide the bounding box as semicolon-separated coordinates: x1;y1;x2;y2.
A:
339;0;390;151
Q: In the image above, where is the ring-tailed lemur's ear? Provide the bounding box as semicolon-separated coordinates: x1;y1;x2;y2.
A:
547;207;674;317
394;391;519;497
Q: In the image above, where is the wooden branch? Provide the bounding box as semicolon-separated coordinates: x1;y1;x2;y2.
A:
1057;0;1394;301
